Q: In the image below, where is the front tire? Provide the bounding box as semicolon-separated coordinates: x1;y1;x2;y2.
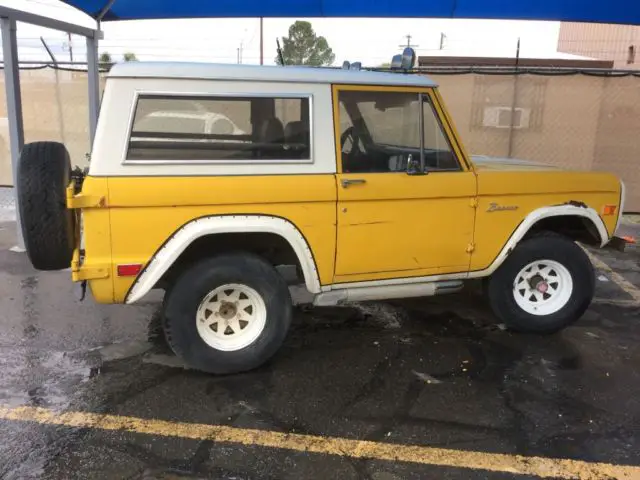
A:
163;253;292;374
487;233;595;334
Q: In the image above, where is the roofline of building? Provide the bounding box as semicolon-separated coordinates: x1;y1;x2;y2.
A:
418;55;614;69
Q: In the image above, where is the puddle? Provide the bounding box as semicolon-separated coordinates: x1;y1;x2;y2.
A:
97;340;153;362
0;347;97;409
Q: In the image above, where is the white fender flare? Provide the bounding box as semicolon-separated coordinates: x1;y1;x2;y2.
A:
125;215;322;304
474;204;609;278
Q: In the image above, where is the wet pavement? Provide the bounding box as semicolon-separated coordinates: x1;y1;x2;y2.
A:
0;218;639;480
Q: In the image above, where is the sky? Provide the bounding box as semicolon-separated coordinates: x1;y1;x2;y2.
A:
1;0;565;66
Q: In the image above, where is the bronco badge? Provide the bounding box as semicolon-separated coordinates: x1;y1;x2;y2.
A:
487;202;519;212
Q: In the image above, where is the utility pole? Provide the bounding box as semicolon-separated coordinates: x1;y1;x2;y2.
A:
399;34;419;49
398;34;420;48
67;32;73;62
237;40;244;64
507;37;521;158
259;17;264;65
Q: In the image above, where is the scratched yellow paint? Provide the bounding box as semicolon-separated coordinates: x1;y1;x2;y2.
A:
0;405;638;479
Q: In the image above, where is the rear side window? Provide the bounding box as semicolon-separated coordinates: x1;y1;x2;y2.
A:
126;94;312;162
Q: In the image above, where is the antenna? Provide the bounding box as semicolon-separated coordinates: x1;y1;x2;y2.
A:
276;38;285;66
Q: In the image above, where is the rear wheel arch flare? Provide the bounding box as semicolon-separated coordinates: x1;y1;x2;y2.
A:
125;215;321;304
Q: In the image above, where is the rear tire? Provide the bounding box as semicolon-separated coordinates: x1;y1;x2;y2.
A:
487;232;594;334
163;253;292;374
17;141;75;270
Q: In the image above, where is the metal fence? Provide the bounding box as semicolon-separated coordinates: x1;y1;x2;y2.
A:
1;65;639;211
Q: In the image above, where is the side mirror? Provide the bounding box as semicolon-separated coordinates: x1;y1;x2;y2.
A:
406;153;423;175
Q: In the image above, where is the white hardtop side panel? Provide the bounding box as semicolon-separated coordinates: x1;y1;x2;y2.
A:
89;78;336;177
108;61;438;88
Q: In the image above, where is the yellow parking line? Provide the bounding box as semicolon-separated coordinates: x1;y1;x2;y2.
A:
585;250;640;303
1;405;639;479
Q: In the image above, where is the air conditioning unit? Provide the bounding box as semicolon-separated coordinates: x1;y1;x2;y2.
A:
483;106;530;129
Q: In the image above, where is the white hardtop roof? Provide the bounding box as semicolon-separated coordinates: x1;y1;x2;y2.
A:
108;61;437;88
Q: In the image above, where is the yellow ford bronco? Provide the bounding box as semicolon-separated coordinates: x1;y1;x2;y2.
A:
17;59;625;374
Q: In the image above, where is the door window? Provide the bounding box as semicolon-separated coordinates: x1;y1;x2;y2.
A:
337;90;460;173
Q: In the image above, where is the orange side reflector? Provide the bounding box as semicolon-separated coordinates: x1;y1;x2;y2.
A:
117;264;142;277
602;205;617;216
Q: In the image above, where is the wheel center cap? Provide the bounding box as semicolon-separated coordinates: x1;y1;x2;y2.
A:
528;274;549;293
535;280;549;293
219;302;237;320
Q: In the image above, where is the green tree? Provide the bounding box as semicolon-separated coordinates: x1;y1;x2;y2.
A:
276;21;335;66
99;51;112;64
123;52;138;62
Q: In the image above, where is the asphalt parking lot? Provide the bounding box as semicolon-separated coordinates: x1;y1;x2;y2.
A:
0;216;639;480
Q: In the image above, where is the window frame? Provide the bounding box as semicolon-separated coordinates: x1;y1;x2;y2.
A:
122;91;314;165
332;84;470;174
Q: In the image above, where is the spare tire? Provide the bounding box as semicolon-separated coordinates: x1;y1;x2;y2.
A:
17;141;76;270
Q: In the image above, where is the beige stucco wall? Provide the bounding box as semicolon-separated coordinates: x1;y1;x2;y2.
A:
436;73;638;210
1;68;639;210
558;22;640;70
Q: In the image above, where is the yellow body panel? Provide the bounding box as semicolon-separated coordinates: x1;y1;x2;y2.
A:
74;177;115;302
471;170;620;271
82;175;337;303
331;84;477;283
75;81;623;305
334;172;476;282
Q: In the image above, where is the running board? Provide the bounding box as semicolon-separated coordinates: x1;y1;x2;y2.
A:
313;280;464;306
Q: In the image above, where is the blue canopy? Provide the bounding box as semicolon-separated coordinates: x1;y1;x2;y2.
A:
63;0;640;25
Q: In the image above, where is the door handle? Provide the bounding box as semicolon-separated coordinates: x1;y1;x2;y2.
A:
341;178;366;188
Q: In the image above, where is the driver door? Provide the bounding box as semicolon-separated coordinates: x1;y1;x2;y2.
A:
333;85;477;284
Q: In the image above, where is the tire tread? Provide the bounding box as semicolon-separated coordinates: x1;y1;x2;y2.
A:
487;232;594;334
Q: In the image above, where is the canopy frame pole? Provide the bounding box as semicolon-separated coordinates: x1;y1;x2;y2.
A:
86;34;100;145
0;5;102;251
1;16;25;250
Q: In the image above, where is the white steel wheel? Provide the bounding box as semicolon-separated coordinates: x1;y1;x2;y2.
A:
512;259;574;316
196;283;267;352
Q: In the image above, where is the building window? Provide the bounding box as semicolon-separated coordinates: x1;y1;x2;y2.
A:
482;107;531;129
471;76;546;131
126;94;311;162
627;45;636;65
